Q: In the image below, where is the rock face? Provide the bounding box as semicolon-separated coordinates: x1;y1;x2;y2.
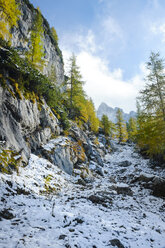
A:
97;102;136;122
11;0;64;86
0;84;60;165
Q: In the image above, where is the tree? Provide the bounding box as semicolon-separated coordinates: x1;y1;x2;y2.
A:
139;52;165;119
116;109;128;143
86;99;99;133
51;27;58;43
27;7;45;71
137;52;165;158
65;54;86;120
0;0;20;41
48;65;56;84
127;117;137;142
101;114;115;137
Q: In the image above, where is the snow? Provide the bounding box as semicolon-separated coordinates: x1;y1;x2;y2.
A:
0;142;165;247
43;136;69;151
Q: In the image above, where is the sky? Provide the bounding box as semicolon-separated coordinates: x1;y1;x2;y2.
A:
30;0;165;113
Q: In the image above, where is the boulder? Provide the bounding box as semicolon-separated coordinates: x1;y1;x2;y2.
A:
118;160;132;167
42;137;87;175
109;239;125;248
152;177;165;198
110;183;133;196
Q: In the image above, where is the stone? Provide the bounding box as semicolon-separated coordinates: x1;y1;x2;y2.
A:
152;177;165;198
118;160;132;167
109;239;125;248
0;209;15;220
111;183;133;196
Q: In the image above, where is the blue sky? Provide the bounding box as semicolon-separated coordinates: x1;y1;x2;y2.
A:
31;0;165;112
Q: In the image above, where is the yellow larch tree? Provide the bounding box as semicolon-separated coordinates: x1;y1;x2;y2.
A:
0;0;20;41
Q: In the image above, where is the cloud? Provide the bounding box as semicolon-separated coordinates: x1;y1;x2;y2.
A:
101;16;123;40
150;22;165;42
62;49;145;113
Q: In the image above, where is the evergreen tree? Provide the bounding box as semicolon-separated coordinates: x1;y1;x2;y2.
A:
0;0;20;41
127;117;137;142
51;27;58;43
86;99;99;133
28;7;45;71
116;109;128;143
139;52;165;119
48;65;56;84
137;52;165;157
101;114;115;137
65;54;86;120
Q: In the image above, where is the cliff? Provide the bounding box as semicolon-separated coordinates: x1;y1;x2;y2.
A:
11;0;64;86
0;0;109;176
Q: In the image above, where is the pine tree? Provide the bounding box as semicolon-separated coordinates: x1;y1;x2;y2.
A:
116;109;128;143
0;0;20;41
28;7;45;71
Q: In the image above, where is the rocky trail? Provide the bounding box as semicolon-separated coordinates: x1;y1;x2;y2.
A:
0;141;165;248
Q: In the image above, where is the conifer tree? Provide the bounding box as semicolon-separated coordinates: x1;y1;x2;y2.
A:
139;52;165;119
101;114;115;137
28;7;45;71
116;109;128;143
127;117;137;142
86;99;99;133
137;52;165;157
0;0;20;41
51;27;58;43
65;54;86;120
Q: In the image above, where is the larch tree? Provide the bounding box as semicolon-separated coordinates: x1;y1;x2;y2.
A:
65;54;86;120
137;52;165;157
28;7;45;71
139;52;165;119
51;27;58;44
127;117;137;142
86;99;99;133
101;114;115;137
116;109;128;143
0;0;20;41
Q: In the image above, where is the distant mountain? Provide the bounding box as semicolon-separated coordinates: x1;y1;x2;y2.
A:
97;102;136;123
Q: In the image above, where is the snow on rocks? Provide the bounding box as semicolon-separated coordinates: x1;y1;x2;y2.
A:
0;141;165;248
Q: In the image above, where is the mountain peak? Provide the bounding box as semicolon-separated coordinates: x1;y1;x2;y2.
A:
97;102;136;122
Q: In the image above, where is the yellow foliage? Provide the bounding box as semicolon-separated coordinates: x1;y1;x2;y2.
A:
27;7;45;71
0;0;21;40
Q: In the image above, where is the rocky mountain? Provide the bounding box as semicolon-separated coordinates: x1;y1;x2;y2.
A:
97;102;136;123
11;0;64;86
0;1;165;247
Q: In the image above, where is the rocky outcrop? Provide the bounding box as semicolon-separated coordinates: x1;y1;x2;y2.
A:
97;102;136;122
0;83;60;166
41;137;87;175
11;0;64;85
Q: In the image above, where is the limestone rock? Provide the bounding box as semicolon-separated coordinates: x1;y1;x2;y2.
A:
11;0;64;85
0;85;60;165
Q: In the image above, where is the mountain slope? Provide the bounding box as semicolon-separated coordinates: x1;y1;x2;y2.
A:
97;102;136;123
0;141;164;248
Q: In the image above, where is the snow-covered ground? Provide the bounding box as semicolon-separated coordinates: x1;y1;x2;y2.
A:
0;142;165;248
